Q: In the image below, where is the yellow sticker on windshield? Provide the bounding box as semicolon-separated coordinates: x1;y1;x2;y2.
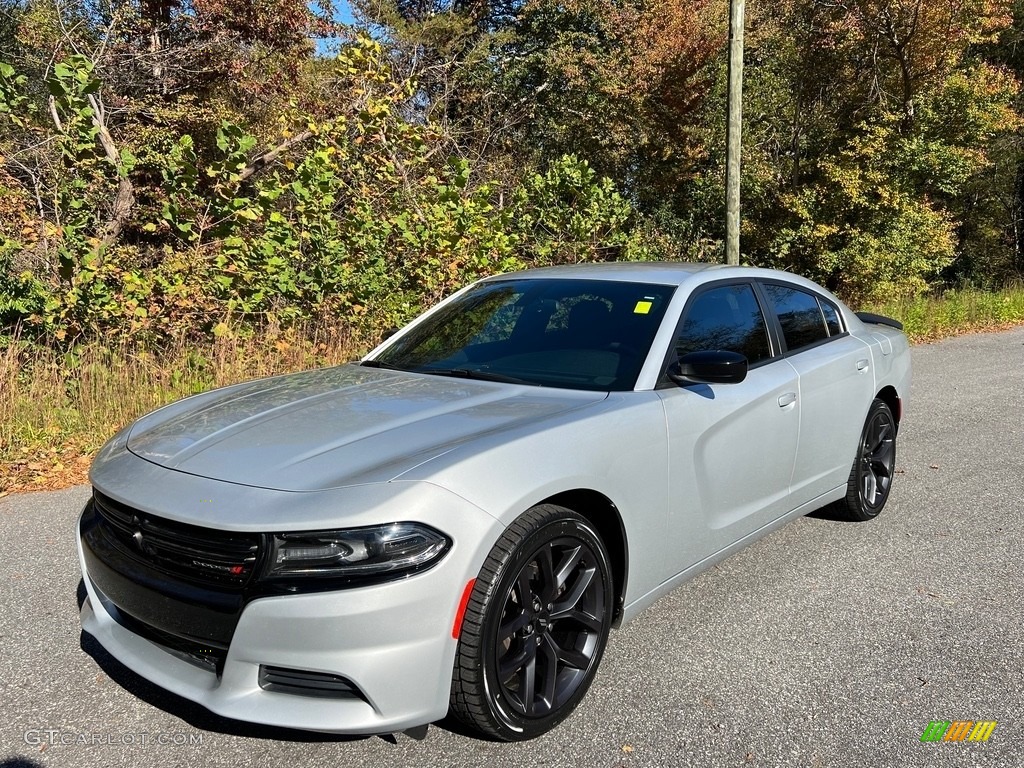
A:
633;300;653;315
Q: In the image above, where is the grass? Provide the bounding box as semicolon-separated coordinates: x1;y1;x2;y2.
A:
0;325;363;493
867;283;1024;342
3;284;1024;494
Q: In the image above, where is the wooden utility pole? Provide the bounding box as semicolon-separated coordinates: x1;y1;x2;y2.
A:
725;0;745;265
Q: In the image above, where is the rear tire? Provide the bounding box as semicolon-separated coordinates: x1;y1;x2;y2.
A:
829;398;897;521
450;504;613;741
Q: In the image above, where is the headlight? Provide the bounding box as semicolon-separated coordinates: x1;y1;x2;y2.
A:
262;522;450;585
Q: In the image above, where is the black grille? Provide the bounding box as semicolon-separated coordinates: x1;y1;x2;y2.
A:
92;491;261;589
259;666;368;701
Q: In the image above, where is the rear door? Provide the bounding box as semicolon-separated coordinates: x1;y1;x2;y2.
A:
759;281;874;505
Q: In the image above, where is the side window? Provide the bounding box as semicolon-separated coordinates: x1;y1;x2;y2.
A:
675;284;771;364
763;284;829;352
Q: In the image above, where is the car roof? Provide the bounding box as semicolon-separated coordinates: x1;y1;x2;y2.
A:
484;262;806;289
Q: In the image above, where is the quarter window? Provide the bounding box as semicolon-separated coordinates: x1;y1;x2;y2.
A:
675;284;771;364
820;300;842;336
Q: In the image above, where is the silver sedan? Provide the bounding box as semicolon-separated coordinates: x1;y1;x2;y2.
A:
77;263;911;741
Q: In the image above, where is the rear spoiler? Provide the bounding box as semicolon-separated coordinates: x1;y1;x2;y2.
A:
855;312;903;331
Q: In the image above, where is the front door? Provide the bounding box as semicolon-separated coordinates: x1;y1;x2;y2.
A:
657;282;800;568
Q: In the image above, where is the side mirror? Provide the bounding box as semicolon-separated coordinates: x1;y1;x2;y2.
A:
668;350;748;385
380;327;400;343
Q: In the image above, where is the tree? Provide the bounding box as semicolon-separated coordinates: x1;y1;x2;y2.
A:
730;0;1020;299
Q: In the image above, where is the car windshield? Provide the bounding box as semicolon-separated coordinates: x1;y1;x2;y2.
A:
371;278;675;391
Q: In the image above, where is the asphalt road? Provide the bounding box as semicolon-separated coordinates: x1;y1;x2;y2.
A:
1;327;1022;768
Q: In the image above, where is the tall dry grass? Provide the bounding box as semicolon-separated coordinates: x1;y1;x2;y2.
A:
1;325;364;488
867;283;1024;341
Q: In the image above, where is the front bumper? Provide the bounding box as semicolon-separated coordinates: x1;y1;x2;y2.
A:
77;480;502;734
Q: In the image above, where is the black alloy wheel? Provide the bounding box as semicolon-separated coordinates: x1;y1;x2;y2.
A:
450;504;613;740
831;398;897;521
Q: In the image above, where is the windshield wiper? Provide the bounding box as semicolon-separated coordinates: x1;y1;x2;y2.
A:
359;359;409;371
419;368;538;386
362;360;536;385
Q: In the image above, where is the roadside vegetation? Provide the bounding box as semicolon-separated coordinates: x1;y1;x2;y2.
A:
3;0;1024;492
1;324;361;493
870;283;1024;340
4;285;1024;494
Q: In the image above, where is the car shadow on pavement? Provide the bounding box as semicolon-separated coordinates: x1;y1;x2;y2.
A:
804;506;860;523
1;759;45;768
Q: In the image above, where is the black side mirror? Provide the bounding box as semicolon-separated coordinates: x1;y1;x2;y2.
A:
668;350;748;385
380;327;400;343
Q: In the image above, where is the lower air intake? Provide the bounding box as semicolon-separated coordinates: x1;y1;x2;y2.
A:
258;665;368;701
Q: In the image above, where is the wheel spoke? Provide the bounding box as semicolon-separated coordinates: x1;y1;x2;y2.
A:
552;607;603;633
554;642;591;671
536;545;556;602
498;638;535;682
519;646;537;715
514;568;532;606
862;469;878;504
869;422;891;454
537;636;559;712
871;439;894;467
869;458;891;480
553;545;583;591
550;567;596;618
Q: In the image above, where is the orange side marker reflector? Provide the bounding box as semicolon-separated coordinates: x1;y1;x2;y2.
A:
452;579;477;639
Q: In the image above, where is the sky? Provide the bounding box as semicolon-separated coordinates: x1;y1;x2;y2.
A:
332;0;358;26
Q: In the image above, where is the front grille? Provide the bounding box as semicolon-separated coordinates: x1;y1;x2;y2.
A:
92;491;261;589
258;666;368;701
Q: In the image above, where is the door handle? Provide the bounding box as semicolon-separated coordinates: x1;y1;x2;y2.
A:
778;392;797;408
856;359;870;372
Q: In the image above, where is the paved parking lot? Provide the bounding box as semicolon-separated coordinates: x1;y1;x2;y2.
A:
1;327;1021;767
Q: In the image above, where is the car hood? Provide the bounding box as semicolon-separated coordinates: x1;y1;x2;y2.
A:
125;364;605;492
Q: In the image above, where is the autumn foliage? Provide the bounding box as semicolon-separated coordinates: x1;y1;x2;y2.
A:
1;0;1024;349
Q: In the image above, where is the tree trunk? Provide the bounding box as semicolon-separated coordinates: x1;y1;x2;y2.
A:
88;94;136;255
1013;159;1024;273
144;0;173;93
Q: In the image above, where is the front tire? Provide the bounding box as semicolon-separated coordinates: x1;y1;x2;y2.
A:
830;398;897;521
450;504;613;741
